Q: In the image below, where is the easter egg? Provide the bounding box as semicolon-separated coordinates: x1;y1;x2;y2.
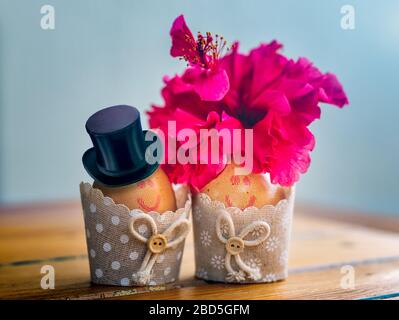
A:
93;167;177;213
200;164;285;210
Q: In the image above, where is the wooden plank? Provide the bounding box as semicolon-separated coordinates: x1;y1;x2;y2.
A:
0;202;86;263
120;260;399;300
2;201;399;268
2;255;399;300
296;202;399;233
289;215;399;268
1;201;399;299
0;259;188;300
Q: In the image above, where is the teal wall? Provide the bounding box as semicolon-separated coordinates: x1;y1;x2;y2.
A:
0;0;398;215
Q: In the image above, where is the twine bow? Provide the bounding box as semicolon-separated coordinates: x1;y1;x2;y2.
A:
215;209;271;282
129;213;190;285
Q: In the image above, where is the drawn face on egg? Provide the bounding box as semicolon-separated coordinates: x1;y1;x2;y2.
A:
225;174;257;208
136;178;161;211
126;168;177;213
201;164;285;210
93;168;177;213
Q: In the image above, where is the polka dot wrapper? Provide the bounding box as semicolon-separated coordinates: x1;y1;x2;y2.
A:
80;182;191;286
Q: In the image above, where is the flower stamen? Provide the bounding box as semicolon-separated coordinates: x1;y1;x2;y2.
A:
179;30;229;69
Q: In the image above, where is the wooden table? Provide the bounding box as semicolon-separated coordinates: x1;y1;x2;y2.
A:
1;201;399;300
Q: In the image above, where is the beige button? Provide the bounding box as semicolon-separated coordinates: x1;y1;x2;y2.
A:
226;237;244;255
148;234;167;254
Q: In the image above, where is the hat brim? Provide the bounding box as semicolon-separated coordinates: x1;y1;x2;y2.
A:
82;130;161;187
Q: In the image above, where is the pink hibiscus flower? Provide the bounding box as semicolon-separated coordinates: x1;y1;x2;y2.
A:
148;104;240;190
169;15;230;101
148;15;349;189
216;42;348;185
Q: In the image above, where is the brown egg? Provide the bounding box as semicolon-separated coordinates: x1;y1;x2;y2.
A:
200;164;285;210
93;167;177;213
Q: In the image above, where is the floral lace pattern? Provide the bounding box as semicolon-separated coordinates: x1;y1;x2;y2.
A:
193;187;294;283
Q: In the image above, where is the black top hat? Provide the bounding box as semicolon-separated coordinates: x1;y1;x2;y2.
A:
82;105;162;187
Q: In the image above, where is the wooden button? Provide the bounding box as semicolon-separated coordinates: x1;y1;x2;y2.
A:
148;234;167;254
226;237;244;255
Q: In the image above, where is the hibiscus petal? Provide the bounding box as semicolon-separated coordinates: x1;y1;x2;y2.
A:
161;75;223;119
220;42;251;91
286;58;349;108
248;41;288;99
318;73;349;107
252;112;314;186
251;90;291;115
189;163;226;191
147;105;209;135
268;141;312;186
170;15;197;62
183;67;230;101
291;92;321;125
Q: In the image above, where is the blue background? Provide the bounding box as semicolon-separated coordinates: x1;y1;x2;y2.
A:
0;0;398;215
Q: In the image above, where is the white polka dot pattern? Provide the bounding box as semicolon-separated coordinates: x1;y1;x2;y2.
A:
111;261;120;270
120;234;129;244
96;223;103;233
95;269;103;278
80;182;191;287
89;203;96;213
111;216;120;225
129;251;139;261
103;242;112;252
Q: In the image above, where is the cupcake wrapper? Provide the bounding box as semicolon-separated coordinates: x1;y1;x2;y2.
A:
79;182;191;287
192;187;295;283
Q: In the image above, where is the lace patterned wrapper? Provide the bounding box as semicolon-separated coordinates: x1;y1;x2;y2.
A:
79;182;191;287
192;187;295;283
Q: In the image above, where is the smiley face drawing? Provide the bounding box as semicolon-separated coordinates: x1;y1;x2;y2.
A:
136;178;161;211
201;164;285;210
93;168;177;213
